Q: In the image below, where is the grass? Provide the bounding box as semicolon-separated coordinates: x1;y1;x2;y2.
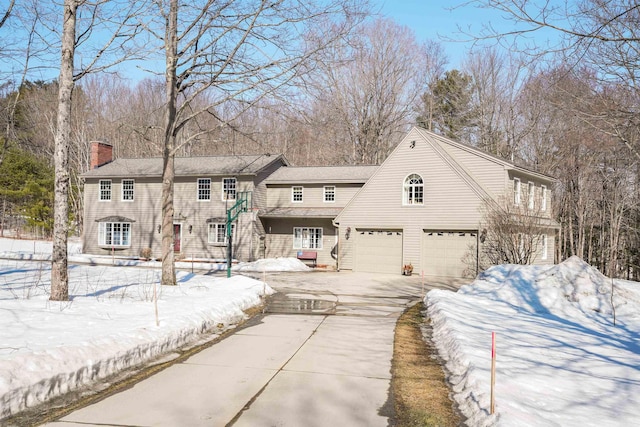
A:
392;302;462;427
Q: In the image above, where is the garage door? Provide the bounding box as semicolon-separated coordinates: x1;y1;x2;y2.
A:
355;229;403;274
422;231;476;278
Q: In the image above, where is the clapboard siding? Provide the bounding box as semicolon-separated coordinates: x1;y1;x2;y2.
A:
263;218;337;267
254;159;287;211
337;128;504;272
267;184;361;208
83;175;259;260
83;177;162;258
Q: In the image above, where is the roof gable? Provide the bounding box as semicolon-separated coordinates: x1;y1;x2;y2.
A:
335;127;533;225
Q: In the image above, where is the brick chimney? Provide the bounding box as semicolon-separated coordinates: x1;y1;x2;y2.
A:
90;141;113;169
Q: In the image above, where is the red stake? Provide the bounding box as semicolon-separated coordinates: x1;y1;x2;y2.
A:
491;332;496;414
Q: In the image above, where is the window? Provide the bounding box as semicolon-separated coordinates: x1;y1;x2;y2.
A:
208;223;234;245
403;174;424;205
541;234;549;260
98;222;131;247
122;179;134;201
513;178;521;205
323;186;335;203
293;227;322;249
198;178;211;201
528;182;535;209
99;180;112;201
222;177;236;201
292;186;303;203
541;185;547;212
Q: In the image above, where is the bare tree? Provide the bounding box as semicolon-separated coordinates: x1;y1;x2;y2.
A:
50;0;145;301
463;47;530;159
301;18;442;165
480;195;550;266
145;0;369;286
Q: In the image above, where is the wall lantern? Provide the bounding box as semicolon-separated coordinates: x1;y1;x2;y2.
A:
345;227;351;240
188;225;193;234
157;225;161;234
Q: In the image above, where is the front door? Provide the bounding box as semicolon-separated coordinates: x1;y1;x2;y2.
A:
173;224;182;252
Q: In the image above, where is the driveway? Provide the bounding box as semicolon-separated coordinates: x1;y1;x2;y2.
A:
45;271;465;427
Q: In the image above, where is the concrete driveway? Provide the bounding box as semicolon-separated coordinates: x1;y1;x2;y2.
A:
45;271;464;427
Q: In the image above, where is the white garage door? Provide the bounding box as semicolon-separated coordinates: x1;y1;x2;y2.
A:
355;229;403;274
422;231;477;278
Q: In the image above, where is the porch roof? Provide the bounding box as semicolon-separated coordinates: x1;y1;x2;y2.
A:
260;207;342;219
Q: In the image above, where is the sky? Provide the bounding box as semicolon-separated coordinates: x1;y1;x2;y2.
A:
377;1;508;67
0;1;561;84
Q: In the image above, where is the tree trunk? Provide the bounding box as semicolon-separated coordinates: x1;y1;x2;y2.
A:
160;0;178;286
50;0;76;301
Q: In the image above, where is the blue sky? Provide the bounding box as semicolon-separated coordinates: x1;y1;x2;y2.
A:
376;1;509;67
1;1;554;83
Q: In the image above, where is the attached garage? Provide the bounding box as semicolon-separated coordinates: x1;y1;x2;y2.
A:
354;229;403;274
422;231;477;278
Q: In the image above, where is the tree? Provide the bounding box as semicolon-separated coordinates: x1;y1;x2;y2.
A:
466;0;640;155
479;195;550;266
301;18;444;164
418;69;475;141
49;0;77;301
147;0;369;286
50;0;145;301
463;47;529;158
0;146;53;237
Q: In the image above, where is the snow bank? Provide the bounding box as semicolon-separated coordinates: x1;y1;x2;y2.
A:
0;258;273;419
426;256;640;426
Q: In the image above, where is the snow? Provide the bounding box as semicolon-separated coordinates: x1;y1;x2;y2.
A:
3;236;639;426
0;237;309;419
427;256;640;426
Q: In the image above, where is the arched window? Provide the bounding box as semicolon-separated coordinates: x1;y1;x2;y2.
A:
403;174;424;205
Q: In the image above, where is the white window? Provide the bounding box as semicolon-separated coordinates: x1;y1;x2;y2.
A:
122;179;134;201
208;223;234;245
99;180;112;201
292;186;303;203
323;186;335;203
541;185;547;212
403;174;424;205
541;234;548;260
528;182;535;210
513;178;521;205
293;227;322;249
222;177;236;201
98;222;131;247
198;178;211;201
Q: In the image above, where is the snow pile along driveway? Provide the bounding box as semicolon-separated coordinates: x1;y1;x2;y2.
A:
0;258;273;420
426;256;640;426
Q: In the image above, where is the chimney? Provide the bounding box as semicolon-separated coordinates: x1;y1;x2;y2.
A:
90;142;113;169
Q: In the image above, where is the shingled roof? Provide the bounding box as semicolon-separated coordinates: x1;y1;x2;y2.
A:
82;154;288;178
265;165;378;184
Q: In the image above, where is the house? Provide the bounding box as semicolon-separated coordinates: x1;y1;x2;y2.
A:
81;126;557;277
261;165;377;266
82;143;288;261
333;127;558;277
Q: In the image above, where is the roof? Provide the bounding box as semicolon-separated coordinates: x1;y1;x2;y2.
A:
265;165;378;184
417;128;557;183
82;154;288;178
260;207;343;218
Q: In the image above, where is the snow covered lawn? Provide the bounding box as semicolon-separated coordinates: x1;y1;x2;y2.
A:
0;237;308;420
427;256;640;426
